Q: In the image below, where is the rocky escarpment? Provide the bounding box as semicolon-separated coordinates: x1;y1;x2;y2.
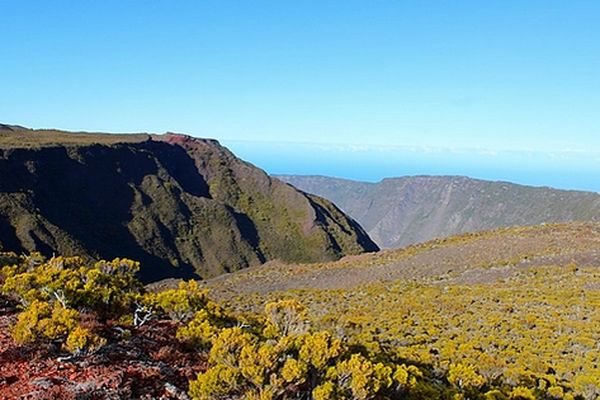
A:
277;174;600;248
0;126;378;282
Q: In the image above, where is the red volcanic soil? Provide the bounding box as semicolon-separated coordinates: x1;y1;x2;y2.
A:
154;132;222;149
0;298;204;400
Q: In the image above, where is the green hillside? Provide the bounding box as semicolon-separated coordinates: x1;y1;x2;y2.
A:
0;125;377;282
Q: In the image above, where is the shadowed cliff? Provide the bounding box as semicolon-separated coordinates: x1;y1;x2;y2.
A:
0;126;378;282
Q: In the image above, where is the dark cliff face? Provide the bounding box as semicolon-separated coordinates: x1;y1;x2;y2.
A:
0;127;378;282
277;175;600;249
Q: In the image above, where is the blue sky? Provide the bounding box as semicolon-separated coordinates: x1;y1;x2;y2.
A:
224;140;600;191
2;1;600;190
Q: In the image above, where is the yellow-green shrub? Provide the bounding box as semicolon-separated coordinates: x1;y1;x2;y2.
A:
11;300;79;348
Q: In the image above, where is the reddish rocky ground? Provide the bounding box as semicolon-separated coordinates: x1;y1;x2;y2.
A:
0;297;204;400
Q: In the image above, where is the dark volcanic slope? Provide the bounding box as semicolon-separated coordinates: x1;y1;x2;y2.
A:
0;126;377;282
277;174;600;248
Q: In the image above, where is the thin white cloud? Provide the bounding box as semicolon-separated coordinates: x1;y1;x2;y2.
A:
222;138;600;160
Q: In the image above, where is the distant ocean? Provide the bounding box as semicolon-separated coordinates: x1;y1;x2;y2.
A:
224;140;600;193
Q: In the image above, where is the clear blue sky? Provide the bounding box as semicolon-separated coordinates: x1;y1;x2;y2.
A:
2;1;600;190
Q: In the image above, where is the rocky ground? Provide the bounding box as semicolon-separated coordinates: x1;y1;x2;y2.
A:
0;297;202;400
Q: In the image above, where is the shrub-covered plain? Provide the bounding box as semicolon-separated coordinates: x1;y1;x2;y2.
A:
3;223;600;399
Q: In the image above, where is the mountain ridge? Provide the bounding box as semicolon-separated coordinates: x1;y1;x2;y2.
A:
0;126;378;282
277;174;600;248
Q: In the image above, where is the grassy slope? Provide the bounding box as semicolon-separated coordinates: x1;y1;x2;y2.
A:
199;222;600;388
0;124;150;147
